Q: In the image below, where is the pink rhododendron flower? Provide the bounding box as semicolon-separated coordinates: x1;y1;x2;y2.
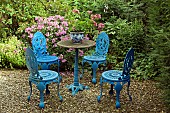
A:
62;21;68;26
37;24;44;30
87;10;92;14
59;54;64;59
22;34;26;38
23;47;27;51
61;36;69;41
37;17;43;23
91;14;101;20
98;23;105;29
45;32;50;37
67;48;74;52
31;25;36;29
53;43;57;47
46;38;49;42
59;17;64;21
55;15;61;19
52;53;56;56
93;21;98;27
13;50;18;54
35;17;39;21
47;26;51;30
72;9;80;14
55;32;60;36
60;31;66;35
84;34;89;40
79;50;84;56
25;27;32;33
52;39;56;43
96;14;101;19
28;33;33;39
62;59;67;63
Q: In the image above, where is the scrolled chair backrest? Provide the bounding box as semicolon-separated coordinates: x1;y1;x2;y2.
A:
122;48;134;78
25;47;40;79
32;31;47;57
95;32;109;57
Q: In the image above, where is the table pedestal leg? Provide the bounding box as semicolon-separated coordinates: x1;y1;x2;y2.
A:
66;48;89;95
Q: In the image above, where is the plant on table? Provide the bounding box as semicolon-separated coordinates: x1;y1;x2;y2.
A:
67;9;105;39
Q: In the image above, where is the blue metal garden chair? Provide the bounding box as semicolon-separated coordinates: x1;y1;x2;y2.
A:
80;32;109;84
97;48;134;108
32;31;60;71
32;31;61;92
25;47;63;108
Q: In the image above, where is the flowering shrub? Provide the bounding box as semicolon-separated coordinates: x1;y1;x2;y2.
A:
0;36;26;68
23;15;88;70
23;15;69;63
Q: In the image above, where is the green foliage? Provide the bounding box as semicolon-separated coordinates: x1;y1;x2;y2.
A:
105;18;145;70
0;0;48;39
87;0;144;22
141;0;170;110
0;36;26;69
153;30;170;110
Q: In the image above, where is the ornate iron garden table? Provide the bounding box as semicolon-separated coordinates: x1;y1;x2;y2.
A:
57;39;95;95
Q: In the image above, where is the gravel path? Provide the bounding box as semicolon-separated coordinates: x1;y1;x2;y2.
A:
0;69;168;113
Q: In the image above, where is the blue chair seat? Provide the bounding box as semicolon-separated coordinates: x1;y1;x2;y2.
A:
29;70;59;81
102;70;130;82
83;56;106;62
37;56;58;63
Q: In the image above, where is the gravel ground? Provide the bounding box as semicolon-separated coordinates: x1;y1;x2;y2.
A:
0;69;168;113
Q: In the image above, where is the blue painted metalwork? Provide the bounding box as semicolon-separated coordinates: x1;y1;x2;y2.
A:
25;47;63;108
97;48;134;108
32;31;61;81
66;48;89;95
80;32;109;84
57;40;95;95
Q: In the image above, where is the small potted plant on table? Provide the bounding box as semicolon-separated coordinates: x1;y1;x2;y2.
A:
68;9;93;44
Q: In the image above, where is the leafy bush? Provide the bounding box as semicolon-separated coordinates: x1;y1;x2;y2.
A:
142;0;170;110
0;0;48;39
104;19;145;70
0;36;26;68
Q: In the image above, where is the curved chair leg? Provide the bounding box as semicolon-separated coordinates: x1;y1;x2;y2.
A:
57;79;63;102
37;82;46;108
27;81;32;101
97;77;103;102
109;84;114;95
46;84;50;95
127;80;132;101
80;60;85;79
92;62;98;84
114;82;122;108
